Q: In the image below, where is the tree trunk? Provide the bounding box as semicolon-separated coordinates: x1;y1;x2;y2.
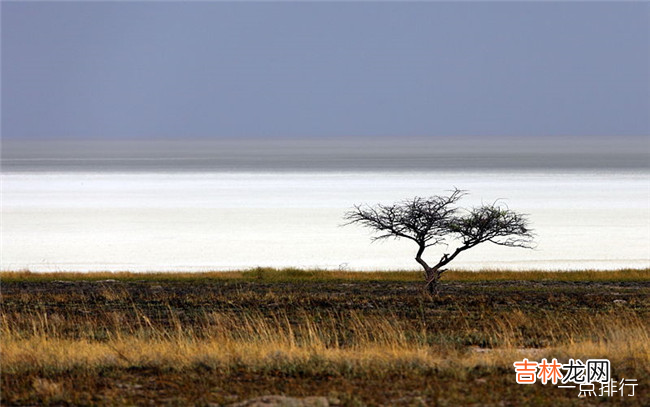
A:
415;244;439;295
425;268;444;295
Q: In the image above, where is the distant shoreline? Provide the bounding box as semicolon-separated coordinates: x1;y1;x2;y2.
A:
3;153;649;172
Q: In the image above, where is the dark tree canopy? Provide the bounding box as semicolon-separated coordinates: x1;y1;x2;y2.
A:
344;189;534;293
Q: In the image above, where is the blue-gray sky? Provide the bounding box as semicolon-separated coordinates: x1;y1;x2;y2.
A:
2;1;649;140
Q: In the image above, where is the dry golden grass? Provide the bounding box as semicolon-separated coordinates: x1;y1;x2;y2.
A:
2;272;648;405
2;307;648;377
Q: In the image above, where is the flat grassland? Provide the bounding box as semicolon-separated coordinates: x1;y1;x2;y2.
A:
1;269;649;406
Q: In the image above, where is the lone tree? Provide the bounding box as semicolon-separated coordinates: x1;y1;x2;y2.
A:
344;189;533;294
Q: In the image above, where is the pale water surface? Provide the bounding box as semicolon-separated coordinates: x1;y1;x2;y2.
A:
1;170;649;271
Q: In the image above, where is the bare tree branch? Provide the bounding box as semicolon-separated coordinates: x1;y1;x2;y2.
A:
449;204;534;249
343;188;465;246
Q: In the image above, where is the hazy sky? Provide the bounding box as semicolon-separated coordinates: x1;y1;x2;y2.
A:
2;1;649;140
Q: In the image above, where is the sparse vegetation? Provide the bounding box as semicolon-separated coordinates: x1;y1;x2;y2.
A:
3;267;648;283
1;269;648;405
